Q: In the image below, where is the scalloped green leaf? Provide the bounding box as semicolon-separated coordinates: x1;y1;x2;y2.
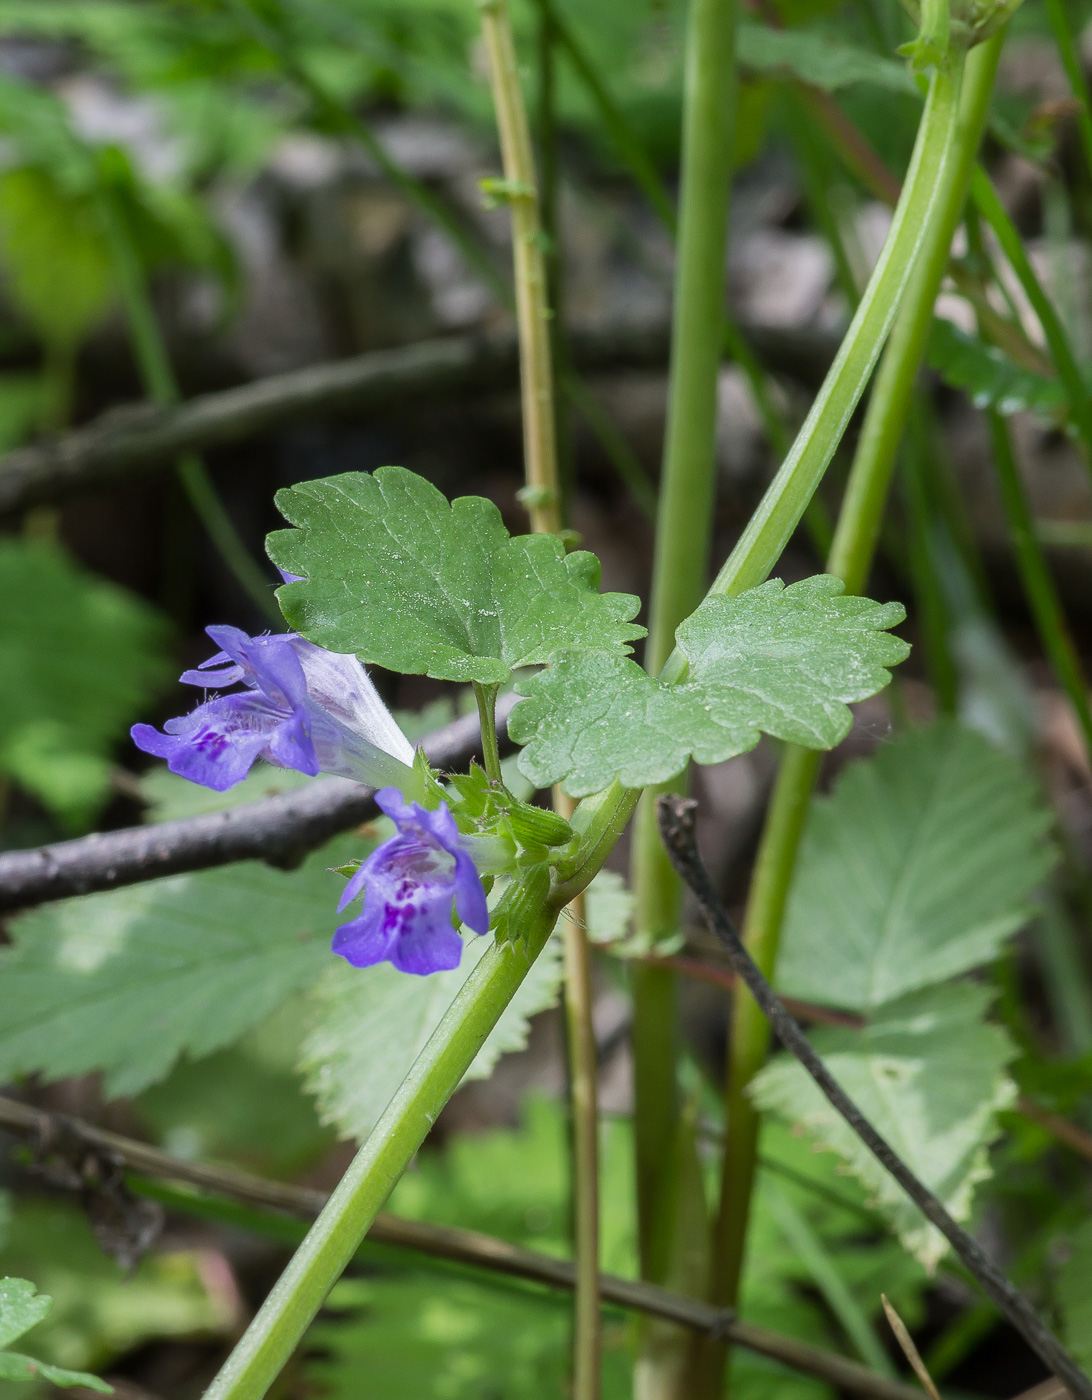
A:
268;467;645;685
738;21;915;92
511;576;908;797
751;984;1016;1269
777;722;1055;1013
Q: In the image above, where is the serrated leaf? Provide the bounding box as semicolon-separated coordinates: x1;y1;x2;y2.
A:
268;467;644;685
300;936;562;1142
1057;1218;1092;1368
926;318;1066;420
738;21;914;92
751;984;1016;1268
0;540;171;828
512;576;908;798
777;722;1054;1013
0;834;369;1097
584;870;634;945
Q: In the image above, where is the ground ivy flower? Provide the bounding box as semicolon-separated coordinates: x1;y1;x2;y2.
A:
132;625;416;792
333;788;490;975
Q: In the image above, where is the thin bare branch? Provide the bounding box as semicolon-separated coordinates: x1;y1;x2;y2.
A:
0;699;516;913
0;322;836;517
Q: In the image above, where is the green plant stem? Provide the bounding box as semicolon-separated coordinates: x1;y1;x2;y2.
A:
1042;0;1092;180
698;36;1001;1399
709;59;964;604
970;167;1092;470
987;410;1092;757
95;190;279;623
480;0;561;536
473;683;504;785
627;4;736;1381
202;911;557;1400
480;8;598;1394
199;35;982;1400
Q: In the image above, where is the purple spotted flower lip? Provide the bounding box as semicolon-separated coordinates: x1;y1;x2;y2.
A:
332;788;490;975
131;625;416;793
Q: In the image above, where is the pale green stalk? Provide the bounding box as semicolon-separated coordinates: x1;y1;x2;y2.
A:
699;35;1000;1400
627;10;736;1398
1042;0;1092;181
479;7;597;1392
196;32;985;1400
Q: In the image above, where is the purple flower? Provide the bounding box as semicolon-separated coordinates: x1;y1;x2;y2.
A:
132;625;416;793
332;788;490;975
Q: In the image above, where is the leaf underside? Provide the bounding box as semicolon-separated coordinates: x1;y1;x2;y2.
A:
511;576;909;797
751;984;1015;1269
268;467;645;684
777;721;1054;1012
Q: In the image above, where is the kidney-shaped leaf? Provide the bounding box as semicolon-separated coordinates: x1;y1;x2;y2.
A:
512;576;908;797
268;467;644;685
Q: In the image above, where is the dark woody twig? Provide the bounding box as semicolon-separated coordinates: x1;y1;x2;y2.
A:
0;699;516;914
0;1092;924;1400
655;793;1092;1400
0;321;836;518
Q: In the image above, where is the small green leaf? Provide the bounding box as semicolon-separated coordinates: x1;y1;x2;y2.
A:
268;467;644;685
0;834;369;1097
751;984;1016;1268
777;722;1054;1013
0;1279;50;1350
0;1278;112;1391
299;935;562;1142
512;576;908;797
926;318;1067;421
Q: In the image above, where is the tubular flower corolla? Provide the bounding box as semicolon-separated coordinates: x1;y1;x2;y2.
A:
333;788;490;975
131;625;416;792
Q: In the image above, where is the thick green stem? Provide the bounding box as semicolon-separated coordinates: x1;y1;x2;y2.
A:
987;410;1092;758
95;189;279;623
201;912;556;1400
699;35;1001;1399
628;6;736;1394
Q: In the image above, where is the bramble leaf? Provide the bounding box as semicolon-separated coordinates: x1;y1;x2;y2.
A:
299;935;562;1142
777;722;1054;1013
751;984;1016;1269
0;540;172;829
511;576;908;797
0;834;368;1096
268;467;644;685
